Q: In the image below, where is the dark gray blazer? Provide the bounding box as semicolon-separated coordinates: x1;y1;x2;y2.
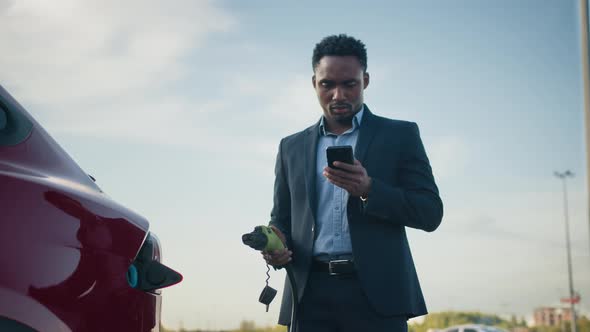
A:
269;106;443;325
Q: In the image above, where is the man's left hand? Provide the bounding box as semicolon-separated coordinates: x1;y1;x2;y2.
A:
323;159;372;198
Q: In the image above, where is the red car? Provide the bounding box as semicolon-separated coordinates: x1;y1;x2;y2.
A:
0;85;182;332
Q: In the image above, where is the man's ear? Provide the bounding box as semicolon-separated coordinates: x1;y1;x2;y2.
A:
363;72;370;89
312;75;316;88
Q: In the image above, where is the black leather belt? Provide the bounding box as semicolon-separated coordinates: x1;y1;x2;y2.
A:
311;259;356;276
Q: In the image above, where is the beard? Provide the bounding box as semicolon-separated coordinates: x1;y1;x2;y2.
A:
328;102;360;124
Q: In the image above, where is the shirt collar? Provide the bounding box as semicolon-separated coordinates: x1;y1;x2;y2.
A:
319;105;365;136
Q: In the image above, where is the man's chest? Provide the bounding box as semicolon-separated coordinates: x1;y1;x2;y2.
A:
283;130;404;192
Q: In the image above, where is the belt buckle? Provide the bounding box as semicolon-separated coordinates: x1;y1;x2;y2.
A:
328;259;350;276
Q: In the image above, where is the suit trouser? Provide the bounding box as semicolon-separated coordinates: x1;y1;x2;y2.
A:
295;269;408;332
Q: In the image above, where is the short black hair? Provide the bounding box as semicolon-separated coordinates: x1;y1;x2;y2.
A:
312;34;367;72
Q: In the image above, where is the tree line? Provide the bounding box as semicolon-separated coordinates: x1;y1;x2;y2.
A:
161;311;590;332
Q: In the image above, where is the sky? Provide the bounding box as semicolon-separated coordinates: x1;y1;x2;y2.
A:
1;0;590;330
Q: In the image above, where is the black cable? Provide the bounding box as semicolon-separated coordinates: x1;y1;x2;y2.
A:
265;264;271;286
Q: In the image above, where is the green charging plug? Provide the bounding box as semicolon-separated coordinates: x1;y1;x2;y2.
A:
242;225;298;331
242;225;285;252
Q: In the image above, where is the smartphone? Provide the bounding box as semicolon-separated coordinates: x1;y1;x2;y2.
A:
326;145;354;169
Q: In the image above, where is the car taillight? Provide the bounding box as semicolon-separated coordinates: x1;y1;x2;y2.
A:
127;232;182;292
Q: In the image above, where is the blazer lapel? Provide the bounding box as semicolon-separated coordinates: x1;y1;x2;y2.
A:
304;121;320;224
355;105;379;164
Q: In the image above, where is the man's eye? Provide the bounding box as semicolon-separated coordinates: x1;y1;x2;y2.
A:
346;82;357;87
321;82;331;87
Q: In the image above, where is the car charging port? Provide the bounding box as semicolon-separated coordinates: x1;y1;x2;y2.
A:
127;233;182;292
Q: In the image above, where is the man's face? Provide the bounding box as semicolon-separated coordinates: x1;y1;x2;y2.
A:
312;55;369;125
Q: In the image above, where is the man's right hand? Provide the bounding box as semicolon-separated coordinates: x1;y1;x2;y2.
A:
262;226;292;267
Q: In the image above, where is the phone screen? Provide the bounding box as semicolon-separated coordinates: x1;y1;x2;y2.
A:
326;145;354;169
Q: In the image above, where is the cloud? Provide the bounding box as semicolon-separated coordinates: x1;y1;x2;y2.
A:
439;187;590;253
428;135;471;180
265;74;321;130
0;0;321;167
0;0;234;105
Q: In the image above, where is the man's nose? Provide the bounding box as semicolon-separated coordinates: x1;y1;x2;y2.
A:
332;87;346;101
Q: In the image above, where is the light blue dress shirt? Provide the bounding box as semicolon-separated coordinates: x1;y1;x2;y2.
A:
313;107;364;258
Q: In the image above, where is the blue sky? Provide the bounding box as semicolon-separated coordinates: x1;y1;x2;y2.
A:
1;0;589;330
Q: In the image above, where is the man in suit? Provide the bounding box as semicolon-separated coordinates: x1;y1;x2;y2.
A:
263;34;443;332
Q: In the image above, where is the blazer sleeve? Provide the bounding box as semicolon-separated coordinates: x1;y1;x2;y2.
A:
268;139;293;247
363;122;443;232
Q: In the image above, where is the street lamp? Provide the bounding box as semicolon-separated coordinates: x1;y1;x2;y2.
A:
553;170;577;332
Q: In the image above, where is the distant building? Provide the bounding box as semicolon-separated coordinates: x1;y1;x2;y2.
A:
533;307;573;327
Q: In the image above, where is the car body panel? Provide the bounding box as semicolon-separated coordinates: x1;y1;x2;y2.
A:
0;85;172;331
0;287;71;332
